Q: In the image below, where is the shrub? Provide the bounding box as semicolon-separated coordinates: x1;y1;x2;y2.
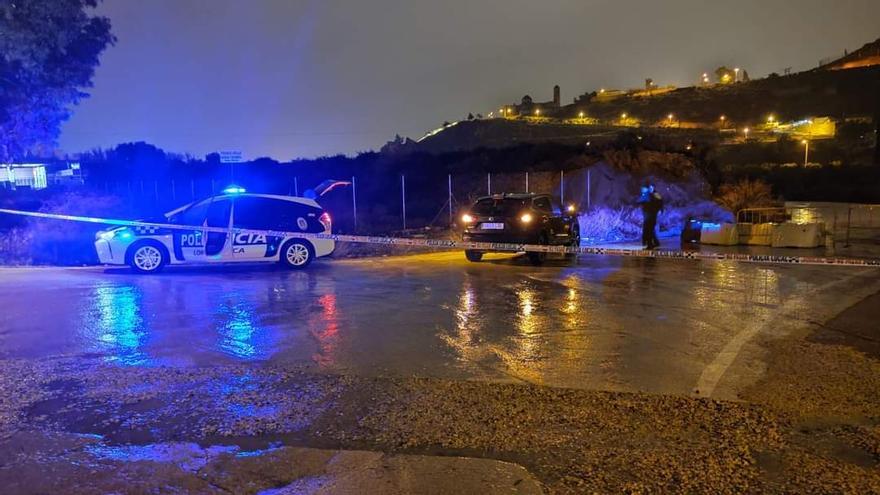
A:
715;179;775;215
0;191;124;265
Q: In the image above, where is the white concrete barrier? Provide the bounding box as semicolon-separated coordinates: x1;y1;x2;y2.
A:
700;223;739;245
771;223;823;248
737;223;773;246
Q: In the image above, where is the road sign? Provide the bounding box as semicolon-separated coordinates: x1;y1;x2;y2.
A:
219;151;243;163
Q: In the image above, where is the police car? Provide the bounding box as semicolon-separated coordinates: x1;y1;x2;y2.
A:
94;187;335;273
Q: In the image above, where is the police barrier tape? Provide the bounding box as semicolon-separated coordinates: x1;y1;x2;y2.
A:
1;208;880;268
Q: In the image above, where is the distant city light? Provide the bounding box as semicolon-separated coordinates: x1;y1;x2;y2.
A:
534;108;541;116
621;112;627;119
767;114;775;123
223;186;246;194
720;115;726;121
578;111;584;118
667;113;674;120
743;127;750;136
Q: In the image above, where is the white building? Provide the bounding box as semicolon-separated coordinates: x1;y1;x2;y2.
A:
0;163;48;190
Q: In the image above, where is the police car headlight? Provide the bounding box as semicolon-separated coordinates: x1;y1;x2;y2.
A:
97;228;133;241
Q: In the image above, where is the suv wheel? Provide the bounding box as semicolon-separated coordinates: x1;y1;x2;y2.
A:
281;239;314;269
465;250;483;262
128;241;167;274
527;234;548;266
565;224;581;259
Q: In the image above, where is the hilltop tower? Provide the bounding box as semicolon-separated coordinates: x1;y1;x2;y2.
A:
553;85;560;107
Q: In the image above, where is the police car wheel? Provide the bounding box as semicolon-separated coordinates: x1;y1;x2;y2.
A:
128;242;167;273
281;239;314;269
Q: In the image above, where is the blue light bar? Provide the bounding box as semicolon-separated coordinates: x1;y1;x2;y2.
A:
223;186;246;194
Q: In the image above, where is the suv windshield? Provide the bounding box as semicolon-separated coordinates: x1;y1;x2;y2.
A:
471;198;529;216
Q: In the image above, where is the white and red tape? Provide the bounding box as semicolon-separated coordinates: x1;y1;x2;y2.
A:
1;208;879;267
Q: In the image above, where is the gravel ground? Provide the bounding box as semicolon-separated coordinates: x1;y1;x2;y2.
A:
1;351;878;494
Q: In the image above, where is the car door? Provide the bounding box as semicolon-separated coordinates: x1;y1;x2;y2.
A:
204;199;232;259
231;196;271;259
532;196;553;235
548;198;572;244
170;197;231;262
532;196;566;244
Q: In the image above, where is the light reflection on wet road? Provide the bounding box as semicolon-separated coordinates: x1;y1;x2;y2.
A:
1;252;878;398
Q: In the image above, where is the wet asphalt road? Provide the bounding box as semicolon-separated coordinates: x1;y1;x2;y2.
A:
1;252;879;399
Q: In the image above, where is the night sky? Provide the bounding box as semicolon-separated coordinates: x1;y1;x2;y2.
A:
59;0;880;160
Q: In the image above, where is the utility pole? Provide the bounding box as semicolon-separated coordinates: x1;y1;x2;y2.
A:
875;70;880;166
401;174;407;230
351;176;358;232
448;174;453;226
802;139;810;167
560;170;565;204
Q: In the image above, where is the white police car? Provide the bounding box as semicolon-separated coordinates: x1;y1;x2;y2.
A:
95;188;335;273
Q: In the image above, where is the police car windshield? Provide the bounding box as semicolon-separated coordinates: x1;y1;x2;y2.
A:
472;198;529;216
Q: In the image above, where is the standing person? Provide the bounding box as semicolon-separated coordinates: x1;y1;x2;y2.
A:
638;183;663;249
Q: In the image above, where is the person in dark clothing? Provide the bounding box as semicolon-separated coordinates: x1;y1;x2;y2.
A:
637;184;663;249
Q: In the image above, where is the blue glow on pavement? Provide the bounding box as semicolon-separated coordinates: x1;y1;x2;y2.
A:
86;284;149;366
218;299;260;359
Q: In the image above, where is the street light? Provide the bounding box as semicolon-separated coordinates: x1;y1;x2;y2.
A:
767;114;775;123
578;111;585;118
734;67;740;82
534;108;541;116
743;127;750;139
801;139;809;167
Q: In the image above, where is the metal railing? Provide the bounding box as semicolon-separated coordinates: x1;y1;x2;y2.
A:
736;207;789;224
738;203;880;247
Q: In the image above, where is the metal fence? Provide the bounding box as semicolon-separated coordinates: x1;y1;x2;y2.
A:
738;202;880;246
81;169;597;235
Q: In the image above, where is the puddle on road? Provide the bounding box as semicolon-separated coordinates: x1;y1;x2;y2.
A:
85;441;240;472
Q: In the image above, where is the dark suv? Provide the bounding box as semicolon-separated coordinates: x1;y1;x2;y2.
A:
460;193;580;265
